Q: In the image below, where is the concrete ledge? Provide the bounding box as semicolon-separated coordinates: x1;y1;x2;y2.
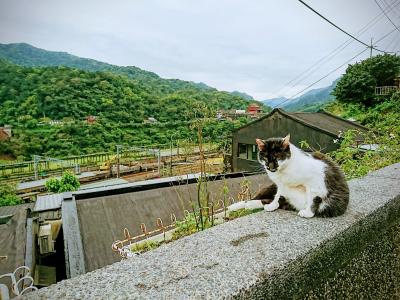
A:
28;163;400;299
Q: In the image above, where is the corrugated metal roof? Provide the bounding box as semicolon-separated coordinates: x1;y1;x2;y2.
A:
0;203;34;216
234;108;370;138
79;178;129;190
34;194;63;212
289;111;369;137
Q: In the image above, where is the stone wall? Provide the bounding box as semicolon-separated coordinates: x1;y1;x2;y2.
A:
26;163;400;299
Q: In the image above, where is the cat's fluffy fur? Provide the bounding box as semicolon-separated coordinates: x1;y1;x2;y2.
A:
228;135;349;218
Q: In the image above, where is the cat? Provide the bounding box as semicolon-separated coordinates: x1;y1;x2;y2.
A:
228;134;349;218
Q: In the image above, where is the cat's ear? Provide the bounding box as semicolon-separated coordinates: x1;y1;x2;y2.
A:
255;138;266;151
282;134;290;148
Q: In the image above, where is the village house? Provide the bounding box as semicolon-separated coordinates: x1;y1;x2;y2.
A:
247;103;262;117
231;108;370;172
86;115;97;124
0;125;12;141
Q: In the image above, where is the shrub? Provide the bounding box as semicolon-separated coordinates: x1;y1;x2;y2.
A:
45;177;61;193
45;171;80;193
330;129;400;179
59;171;80;192
0;183;22;207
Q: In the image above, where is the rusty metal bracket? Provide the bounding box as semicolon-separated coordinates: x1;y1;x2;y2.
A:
112;213;178;258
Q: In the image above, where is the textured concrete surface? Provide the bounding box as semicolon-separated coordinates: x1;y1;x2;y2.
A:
27;163;400;299
62;196;86;278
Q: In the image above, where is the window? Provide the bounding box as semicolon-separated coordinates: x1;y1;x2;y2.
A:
250;145;258;160
238;143;247;159
238;143;258;160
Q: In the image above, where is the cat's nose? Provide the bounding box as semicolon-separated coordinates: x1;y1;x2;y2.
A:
268;162;276;171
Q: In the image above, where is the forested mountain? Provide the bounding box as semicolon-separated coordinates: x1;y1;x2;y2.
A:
0;60;257;123
0;58;262;158
262;80;337;112
261;97;287;108
0;43;250;98
230;91;254;100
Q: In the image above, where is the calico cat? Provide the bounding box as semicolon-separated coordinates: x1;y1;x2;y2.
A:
229;134;349;218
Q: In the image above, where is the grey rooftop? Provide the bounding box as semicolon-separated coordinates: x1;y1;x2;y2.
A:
27;163;400;299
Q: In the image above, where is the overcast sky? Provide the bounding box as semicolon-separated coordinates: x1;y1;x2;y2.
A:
0;0;397;100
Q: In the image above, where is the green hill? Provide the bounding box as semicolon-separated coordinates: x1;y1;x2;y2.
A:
0;55;262;158
0;43;245;96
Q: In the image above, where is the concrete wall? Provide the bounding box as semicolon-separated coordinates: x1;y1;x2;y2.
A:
72;174;268;273
26;163;400;299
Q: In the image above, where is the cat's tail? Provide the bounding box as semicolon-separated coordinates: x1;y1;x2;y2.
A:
314;179;349;217
227;200;264;212
314;156;350;217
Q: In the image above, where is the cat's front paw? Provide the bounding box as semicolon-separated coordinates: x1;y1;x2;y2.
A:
298;209;315;218
264;201;279;212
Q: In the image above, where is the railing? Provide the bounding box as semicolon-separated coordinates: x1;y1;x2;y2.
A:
375;86;398;95
111;181;252;258
0;266;37;299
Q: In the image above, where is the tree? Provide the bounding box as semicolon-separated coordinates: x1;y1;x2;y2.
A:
333;54;400;107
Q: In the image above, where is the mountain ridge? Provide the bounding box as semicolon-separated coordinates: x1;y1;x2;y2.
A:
262;79;338;111
0;42;254;100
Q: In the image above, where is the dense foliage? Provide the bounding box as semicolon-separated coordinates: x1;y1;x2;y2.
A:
0;183;22;207
0;43;233;99
325;54;400;178
0;59;263;158
45;171;80;193
333;54;400;107
327;88;400;178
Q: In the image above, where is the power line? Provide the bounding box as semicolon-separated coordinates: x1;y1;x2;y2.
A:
391;37;400;52
274;25;400;108
272;47;369;108
383;0;400;16
298;0;391;54
375;0;400;33
376;26;397;43
268;0;400;99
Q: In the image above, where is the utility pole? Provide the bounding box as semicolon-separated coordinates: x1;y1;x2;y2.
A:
116;145;121;178
170;138;173;176
33;155;39;180
157;149;161;177
370;38;373;58
169;133;178;176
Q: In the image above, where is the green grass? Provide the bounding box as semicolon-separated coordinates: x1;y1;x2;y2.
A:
130;240;161;254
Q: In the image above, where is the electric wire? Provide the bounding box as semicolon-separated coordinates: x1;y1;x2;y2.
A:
375;0;400;33
384;32;398;50
298;0;392;53
383;0;400;16
377;27;397;43
272;47;369;108
273;22;400;108
272;24;399;109
269;0;400;98
390;35;400;52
